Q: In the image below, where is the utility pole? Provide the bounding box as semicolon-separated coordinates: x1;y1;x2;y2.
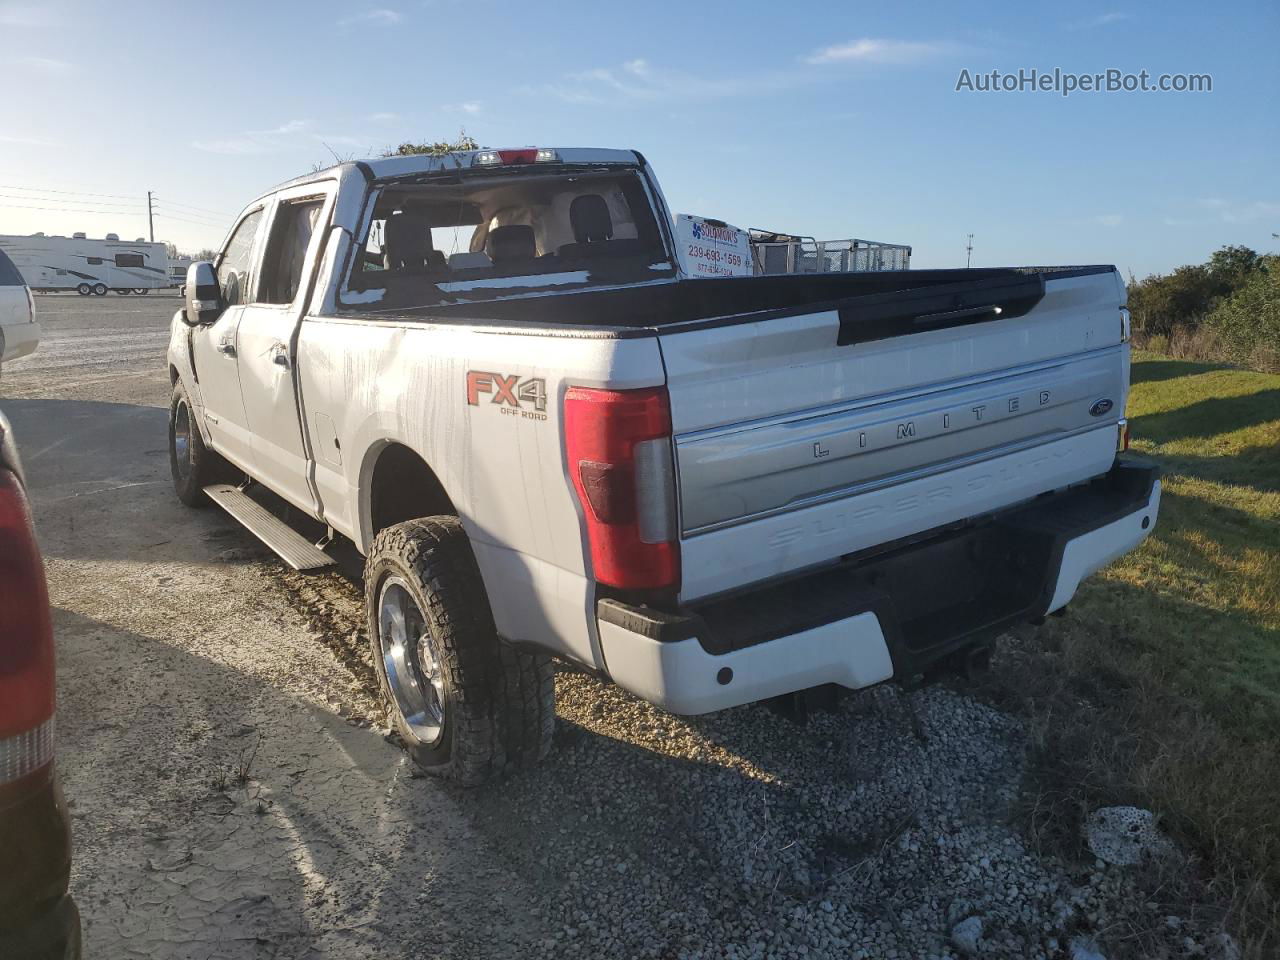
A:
147;191;155;242
965;234;974;269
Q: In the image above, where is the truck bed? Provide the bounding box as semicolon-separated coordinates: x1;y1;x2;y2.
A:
345;266;1117;339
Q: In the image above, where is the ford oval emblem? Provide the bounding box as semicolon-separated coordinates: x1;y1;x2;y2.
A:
1089;398;1114;417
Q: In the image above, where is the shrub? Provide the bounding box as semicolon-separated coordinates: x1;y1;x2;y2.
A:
1207;258;1280;372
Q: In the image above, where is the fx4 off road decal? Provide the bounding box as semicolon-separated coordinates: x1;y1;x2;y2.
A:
466;371;548;420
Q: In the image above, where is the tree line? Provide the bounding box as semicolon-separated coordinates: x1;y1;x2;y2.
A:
1128;245;1279;372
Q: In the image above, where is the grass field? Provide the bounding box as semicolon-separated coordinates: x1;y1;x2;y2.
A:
983;352;1280;956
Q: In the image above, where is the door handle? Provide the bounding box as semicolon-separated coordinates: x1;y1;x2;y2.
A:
217;340;236;357
271;343;290;368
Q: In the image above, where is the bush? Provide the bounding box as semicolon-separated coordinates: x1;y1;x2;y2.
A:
1127;246;1277;371
1128;264;1218;338
1207;258;1280;372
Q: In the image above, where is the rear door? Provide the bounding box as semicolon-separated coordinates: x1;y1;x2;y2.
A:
0;250;28;321
0;249;34;362
660;269;1130;600
190;207;266;471
234;183;335;515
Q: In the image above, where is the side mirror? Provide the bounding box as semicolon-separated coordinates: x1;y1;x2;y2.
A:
183;261;221;325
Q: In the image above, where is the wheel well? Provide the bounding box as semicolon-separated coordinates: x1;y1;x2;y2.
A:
169;364;180;384
368;443;457;535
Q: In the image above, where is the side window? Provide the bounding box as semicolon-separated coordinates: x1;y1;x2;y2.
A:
115;253;144;268
258;197;325;305
0;249;23;285
216;209;264;307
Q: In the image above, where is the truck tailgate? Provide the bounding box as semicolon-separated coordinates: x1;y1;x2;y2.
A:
659;269;1129;601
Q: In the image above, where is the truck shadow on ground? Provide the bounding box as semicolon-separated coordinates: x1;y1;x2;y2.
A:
1128;357;1228;385
1130;387;1280;444
56;605;544;960
0;397;260;567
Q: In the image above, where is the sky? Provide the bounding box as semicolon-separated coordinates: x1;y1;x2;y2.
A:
0;0;1275;278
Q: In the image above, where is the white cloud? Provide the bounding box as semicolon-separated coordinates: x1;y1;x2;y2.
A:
0;4;51;26
804;38;960;65
192;119;311;155
368;111;399;122
13;56;72;74
523;58;808;105
338;8;401;26
445;101;481;115
1070;11;1132;29
0;133;55;146
525;41;964;107
1199;198;1280;224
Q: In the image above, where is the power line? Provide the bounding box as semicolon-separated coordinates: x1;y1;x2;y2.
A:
151;203;226;222
0;191;146;209
152;210;228;229
0;200;150;216
153;208;228;228
0;183;145;201
153;197;234;218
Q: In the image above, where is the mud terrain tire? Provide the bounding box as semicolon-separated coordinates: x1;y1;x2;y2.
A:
365;517;554;785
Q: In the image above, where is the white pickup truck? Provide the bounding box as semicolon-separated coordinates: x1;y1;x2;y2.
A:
167;147;1160;784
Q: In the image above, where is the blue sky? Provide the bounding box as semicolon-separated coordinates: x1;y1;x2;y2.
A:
0;0;1275;277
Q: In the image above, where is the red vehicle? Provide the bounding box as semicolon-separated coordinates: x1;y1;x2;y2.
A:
0;411;80;958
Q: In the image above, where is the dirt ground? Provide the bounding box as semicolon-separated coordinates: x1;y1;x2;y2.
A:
3;296;540;958
0;295;1208;960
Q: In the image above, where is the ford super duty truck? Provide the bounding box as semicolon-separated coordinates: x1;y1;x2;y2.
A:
167;147;1160;785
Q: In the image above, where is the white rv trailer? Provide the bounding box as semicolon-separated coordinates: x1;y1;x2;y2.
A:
0;232;170;295
167;256;193;287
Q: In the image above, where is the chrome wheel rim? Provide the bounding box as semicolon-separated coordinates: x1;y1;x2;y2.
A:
378;577;445;745
173;399;192;480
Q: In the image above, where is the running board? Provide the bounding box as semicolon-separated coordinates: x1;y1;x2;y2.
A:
203;484;335;571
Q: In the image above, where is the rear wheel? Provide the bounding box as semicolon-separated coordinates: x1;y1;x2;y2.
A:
168;381;235;506
76;283;91;296
115;288;131;296
365;517;554;786
92;283;107;296
135;288;149;295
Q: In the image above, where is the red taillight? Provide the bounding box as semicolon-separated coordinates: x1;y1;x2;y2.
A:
0;470;55;779
1118;419;1131;452
499;149;538;165
564;387;679;590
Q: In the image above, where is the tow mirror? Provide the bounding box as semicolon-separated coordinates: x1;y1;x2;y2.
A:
183;261;221;325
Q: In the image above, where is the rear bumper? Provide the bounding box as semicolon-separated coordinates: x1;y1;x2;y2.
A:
0;321;40;364
599;457;1160;714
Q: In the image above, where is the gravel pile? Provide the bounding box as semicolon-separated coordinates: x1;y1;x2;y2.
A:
465;671;1226;960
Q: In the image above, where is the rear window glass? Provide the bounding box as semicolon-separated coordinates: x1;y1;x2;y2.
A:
343;168;673;310
0;249;24;286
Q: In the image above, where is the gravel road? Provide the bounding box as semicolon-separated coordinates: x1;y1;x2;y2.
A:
0;295;1214;960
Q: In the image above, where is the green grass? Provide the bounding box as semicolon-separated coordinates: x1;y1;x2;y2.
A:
981;352;1280;956
1119;353;1280;732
